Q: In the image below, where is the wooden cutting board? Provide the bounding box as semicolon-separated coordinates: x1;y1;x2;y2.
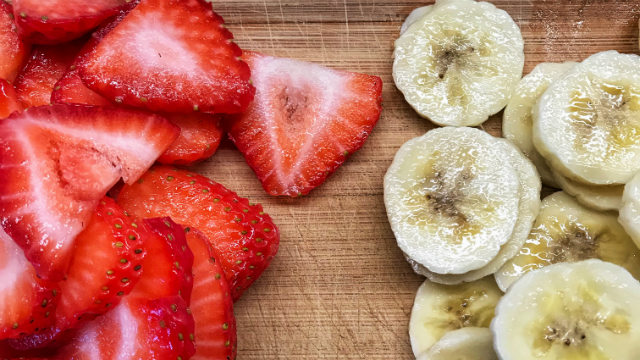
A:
196;1;640;359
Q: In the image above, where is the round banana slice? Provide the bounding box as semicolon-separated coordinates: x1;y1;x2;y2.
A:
503;62;577;187
384;127;520;275
619;172;640;247
533;50;640;185
417;328;497;360
393;0;524;127
409;277;502;357
411;139;541;284
553;170;623;211
495;191;640;291
492;259;640;360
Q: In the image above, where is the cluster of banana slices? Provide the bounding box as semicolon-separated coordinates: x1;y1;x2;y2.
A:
388;0;640;358
505;51;640;214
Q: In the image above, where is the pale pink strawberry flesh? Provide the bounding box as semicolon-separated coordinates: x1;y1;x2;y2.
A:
0;105;179;279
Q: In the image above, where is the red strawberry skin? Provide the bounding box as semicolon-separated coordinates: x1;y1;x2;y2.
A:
158;113;224;166
13;42;83;108
0;105;179;280
117;166;280;300
228;51;383;197
56;296;195;359
129;217;194;303
11;0;132;44
9;217;194;357
0;230;58;341
0;1;28;82
0;79;20;118
2;198;147;353
55;197;146;330
78;0;255;114
186;228;237;360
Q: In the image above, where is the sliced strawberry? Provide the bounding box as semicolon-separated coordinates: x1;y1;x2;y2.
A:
50;67;111;106
0;79;20;118
0;1;28;82
158;113;224;165
50;68;224;165
2;198;146;352
129;217;194;303
13;42;83;108
56;296;195;359
8;216;194;354
55;197;146;330
117;166;279;300
0;230;57;340
228;51;383;197
0;105;179;279
11;0;132;44
186;228;237;360
78;0;254;114
49;12;121;107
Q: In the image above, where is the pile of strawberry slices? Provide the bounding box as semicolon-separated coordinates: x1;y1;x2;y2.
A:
0;0;383;358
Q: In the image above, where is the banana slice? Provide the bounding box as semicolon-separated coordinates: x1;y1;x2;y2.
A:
400;0;460;35
400;6;432;35
553;170;623;211
619;172;640;247
492;259;640;359
393;0;524;127
495;191;640;291
533;50;640;185
417;328;497;360
503;62;577;187
412;139;541;284
384;127;521;275
409;277;502;357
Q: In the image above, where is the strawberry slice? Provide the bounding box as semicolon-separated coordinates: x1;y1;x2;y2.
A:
3;198;146;352
49;11;122;107
50;67;111;106
77;0;255;114
11;0;132;44
0;79;20;118
158;113;224;166
0;105;179;280
6;216;193;354
186;228;237;360
50;69;224;165
13;42;83;108
228;51;383;197
0;229;57;341
117;166;279;300
0;1;28;82
129;217;194;303
56;296;195;359
55;197;146;330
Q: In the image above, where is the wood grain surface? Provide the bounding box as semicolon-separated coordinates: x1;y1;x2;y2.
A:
195;1;640;359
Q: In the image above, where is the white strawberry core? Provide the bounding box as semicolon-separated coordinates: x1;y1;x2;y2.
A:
115;301;139;360
127;15;200;76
